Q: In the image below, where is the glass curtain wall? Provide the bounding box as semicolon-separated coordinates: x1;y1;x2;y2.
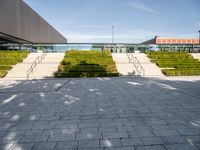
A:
1;43;199;53
31;43;150;53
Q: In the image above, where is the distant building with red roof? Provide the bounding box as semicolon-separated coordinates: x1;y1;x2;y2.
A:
142;36;200;52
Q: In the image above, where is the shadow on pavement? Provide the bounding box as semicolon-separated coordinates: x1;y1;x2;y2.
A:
0;77;199;149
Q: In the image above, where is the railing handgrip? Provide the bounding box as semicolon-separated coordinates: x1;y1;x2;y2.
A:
26;52;46;79
126;52;145;77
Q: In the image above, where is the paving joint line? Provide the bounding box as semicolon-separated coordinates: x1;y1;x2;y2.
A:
173;89;200;100
55;79;72;92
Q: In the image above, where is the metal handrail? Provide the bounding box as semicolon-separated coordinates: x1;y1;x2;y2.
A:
132;55;145;77
26;52;47;79
126;53;145;76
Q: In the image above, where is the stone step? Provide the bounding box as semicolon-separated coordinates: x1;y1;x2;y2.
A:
5;53;43;78
131;53;165;77
112;53;165;77
112;54;137;76
29;53;64;79
5;53;64;79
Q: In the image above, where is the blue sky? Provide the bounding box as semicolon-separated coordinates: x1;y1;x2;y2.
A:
25;0;200;43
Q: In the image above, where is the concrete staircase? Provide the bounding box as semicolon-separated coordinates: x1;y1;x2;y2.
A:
112;53;137;76
112;53;164;77
5;53;43;79
131;53;164;77
30;53;64;78
5;53;64;79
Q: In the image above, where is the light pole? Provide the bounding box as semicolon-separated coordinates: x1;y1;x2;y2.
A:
199;30;200;52
112;26;114;44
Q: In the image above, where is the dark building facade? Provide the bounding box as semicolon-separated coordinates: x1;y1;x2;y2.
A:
0;0;67;45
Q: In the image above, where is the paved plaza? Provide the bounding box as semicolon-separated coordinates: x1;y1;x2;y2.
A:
0;77;200;150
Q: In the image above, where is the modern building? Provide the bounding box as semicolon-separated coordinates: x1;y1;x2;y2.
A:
1;0;199;53
0;0;67;50
142;36;200;52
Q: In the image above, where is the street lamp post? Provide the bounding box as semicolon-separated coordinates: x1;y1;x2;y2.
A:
112;26;114;44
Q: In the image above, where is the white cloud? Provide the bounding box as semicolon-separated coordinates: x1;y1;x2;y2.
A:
126;2;157;14
79;23;119;29
79;25;109;28
197;22;200;26
63;29;198;43
166;33;199;38
63;30;159;43
65;33;127;43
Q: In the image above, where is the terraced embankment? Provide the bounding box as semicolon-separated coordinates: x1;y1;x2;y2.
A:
55;50;119;78
147;52;200;76
0;51;29;78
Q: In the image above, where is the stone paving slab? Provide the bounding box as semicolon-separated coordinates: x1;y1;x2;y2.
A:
0;79;70;93
0;77;200;150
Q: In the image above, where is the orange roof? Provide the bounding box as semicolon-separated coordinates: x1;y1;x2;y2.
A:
156;38;199;44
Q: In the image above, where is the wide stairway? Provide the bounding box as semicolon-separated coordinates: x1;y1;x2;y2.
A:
132;53;164;77
5;53;64;79
112;53;164;77
5;53;43;79
30;53;64;78
112;53;137;76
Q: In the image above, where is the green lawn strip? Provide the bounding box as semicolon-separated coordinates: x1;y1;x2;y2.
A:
55;50;119;78
146;51;200;76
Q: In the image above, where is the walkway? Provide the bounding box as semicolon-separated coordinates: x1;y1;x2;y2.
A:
0;77;200;150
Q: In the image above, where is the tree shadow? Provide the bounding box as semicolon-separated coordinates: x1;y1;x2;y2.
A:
55;61;118;78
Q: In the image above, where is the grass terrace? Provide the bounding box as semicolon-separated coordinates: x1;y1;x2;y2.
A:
55;50;119;78
146;51;200;76
0;51;29;77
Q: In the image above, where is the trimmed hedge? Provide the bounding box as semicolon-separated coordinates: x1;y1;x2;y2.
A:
55;72;119;78
58;64;117;73
55;50;119;78
0;70;7;78
0;51;29;78
162;69;200;76
0;59;24;65
146;51;200;76
0;65;12;70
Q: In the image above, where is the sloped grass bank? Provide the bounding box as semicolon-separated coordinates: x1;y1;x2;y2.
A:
146;51;200;76
55;50;119;78
0;51;29;77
